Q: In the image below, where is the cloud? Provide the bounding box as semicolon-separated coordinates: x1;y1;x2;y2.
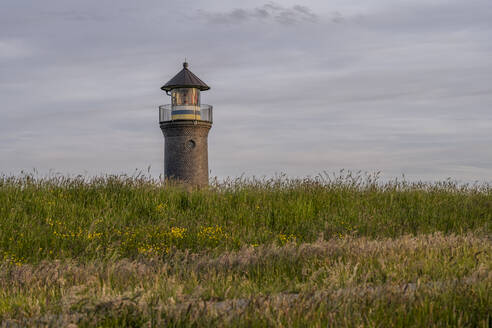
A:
40;10;107;22
197;2;318;25
0;39;34;60
0;0;491;182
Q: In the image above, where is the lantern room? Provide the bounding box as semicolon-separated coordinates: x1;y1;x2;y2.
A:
160;62;212;122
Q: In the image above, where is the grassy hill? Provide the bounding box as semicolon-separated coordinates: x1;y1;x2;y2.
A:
0;173;490;326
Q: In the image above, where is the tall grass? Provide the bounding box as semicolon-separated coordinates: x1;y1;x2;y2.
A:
0;234;490;327
0;172;490;264
0;172;490;326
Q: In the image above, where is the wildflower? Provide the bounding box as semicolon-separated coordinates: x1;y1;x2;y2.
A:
169;227;186;239
278;233;297;245
86;232;103;240
198;225;227;242
138;244;162;257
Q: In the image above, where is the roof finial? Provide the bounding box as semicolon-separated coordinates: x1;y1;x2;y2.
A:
183;59;188;69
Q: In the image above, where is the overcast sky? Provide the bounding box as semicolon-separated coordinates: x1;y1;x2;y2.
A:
1;0;491;182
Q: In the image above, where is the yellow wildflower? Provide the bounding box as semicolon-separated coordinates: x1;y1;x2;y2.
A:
169;227;186;239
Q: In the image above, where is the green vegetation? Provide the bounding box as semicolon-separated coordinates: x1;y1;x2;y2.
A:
0;172;490;326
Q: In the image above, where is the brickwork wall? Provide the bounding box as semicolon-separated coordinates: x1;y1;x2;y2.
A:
160;121;212;187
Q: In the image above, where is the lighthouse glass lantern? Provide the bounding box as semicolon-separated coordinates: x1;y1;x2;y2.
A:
170;87;201;120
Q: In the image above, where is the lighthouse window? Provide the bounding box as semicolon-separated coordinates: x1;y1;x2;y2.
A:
172;88;200;106
186;139;196;150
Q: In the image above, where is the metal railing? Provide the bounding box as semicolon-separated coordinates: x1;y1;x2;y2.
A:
159;104;213;123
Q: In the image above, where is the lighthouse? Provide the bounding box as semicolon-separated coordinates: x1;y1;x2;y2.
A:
159;62;213;187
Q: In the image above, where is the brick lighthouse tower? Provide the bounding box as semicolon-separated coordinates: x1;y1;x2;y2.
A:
159;62;213;187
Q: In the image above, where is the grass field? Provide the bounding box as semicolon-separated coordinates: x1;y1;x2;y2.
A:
0;172;490;326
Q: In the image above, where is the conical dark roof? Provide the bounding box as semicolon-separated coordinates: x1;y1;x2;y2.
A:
161;62;210;91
